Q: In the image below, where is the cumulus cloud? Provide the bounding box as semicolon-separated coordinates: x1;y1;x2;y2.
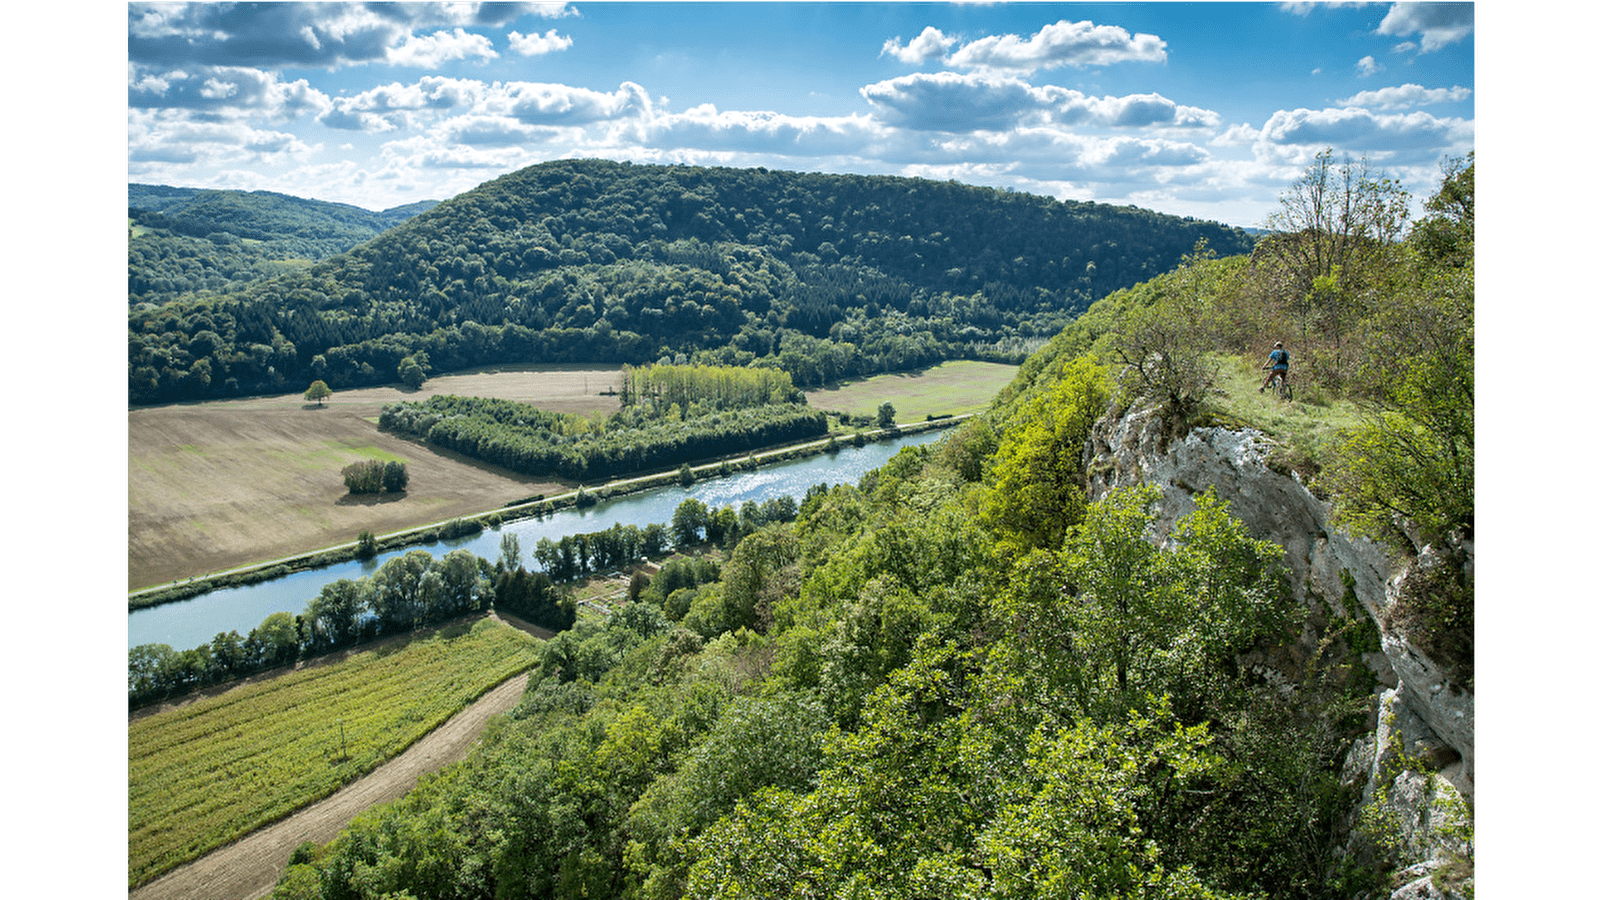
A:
1277;2;1368;14
882;19;1166;74
128;110;317;169
442;114;560;147
319;76;485;132
508;28;574;56
649;105;882;157
495;81;654;125
127;2;565;68
128;64;332;121
1356;56;1381;77
387;28;499;67
860;72;1217;133
1254;106;1473;163
1378;2;1474;52
1339;84;1472;110
881;26;960;65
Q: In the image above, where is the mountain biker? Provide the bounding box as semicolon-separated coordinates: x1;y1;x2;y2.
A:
1259;341;1289;393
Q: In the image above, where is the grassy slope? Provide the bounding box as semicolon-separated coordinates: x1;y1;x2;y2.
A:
1204;353;1364;478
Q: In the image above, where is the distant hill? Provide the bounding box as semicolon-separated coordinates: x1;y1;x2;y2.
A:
128;185;438;304
128;160;1253;404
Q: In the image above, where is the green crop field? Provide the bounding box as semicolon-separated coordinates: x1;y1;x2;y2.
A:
128;618;539;888
805;360;1020;421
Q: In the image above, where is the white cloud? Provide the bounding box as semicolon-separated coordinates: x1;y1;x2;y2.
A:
1277;2;1372;15
1339;84;1472;110
387;28;499;67
948;19;1167;72
883;19;1166;74
496;81;654;125
127;2;566;69
128;110;317;170
442;114;560;147
508;28;574;56
649;105;883;157
1356;55;1382;77
1378;2;1474;52
860;72;1217;133
128;64;332;121
881;26;960;65
1254;106;1473;165
320;76;485;132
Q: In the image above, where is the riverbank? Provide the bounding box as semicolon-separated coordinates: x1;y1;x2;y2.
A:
130;416;965;612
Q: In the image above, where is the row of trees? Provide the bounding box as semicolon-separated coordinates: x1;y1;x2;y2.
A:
130;548;499;707
381;394;828;481
129;484;810;707
619;361;801;411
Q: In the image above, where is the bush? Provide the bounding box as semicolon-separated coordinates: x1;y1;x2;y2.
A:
342;459;407;494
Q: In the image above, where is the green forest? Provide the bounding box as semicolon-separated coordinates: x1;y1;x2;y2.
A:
128;160;1251;404
260;154;1473;899
128;184;437;305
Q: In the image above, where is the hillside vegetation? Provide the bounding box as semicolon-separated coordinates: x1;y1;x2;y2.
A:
264;155;1472;899
128;184;437;305
129;160;1251;404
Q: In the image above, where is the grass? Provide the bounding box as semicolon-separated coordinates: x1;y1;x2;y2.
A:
127;619;539;888
1202;353;1365;482
805;360;1019;421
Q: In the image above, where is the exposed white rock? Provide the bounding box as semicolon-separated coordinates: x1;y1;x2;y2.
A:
1084;407;1473;796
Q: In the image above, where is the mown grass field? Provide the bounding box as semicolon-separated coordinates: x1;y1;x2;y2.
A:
127;618;539;888
804;360;1020;420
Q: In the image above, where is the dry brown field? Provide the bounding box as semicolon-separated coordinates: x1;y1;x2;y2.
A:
129;366;622;591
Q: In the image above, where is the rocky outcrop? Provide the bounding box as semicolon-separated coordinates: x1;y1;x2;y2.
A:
1084;405;1474;897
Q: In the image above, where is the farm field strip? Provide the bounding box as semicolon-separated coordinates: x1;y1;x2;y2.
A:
128;619;540;889
804;360;1019;420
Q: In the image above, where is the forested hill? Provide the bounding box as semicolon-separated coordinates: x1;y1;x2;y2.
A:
128;185;439;305
128;160;1252;404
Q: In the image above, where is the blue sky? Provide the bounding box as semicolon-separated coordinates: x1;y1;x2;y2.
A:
124;2;1476;228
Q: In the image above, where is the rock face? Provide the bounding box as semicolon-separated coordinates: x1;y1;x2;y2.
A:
1084;406;1474;896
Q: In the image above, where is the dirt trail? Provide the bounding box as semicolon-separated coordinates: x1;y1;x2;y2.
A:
129;671;530;900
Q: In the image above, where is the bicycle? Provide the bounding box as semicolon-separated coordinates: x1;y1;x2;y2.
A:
1262;368;1292;400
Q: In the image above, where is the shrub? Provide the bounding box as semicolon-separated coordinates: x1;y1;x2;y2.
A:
342;459;407;495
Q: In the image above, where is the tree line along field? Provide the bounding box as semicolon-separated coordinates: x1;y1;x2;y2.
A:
128;617;539;889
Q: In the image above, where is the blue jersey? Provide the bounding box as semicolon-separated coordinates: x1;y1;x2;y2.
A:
1269;349;1288;370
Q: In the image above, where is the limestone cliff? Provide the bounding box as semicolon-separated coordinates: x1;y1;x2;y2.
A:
1084;405;1473;897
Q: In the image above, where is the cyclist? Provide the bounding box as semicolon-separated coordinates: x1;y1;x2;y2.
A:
1259;341;1289;393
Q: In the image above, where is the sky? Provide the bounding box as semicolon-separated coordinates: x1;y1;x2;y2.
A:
125;1;1477;228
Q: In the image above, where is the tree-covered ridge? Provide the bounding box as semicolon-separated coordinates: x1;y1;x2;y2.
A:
128;184;438;305
129;160;1252;404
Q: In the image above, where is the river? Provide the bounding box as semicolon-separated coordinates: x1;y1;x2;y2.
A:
128;428;949;650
